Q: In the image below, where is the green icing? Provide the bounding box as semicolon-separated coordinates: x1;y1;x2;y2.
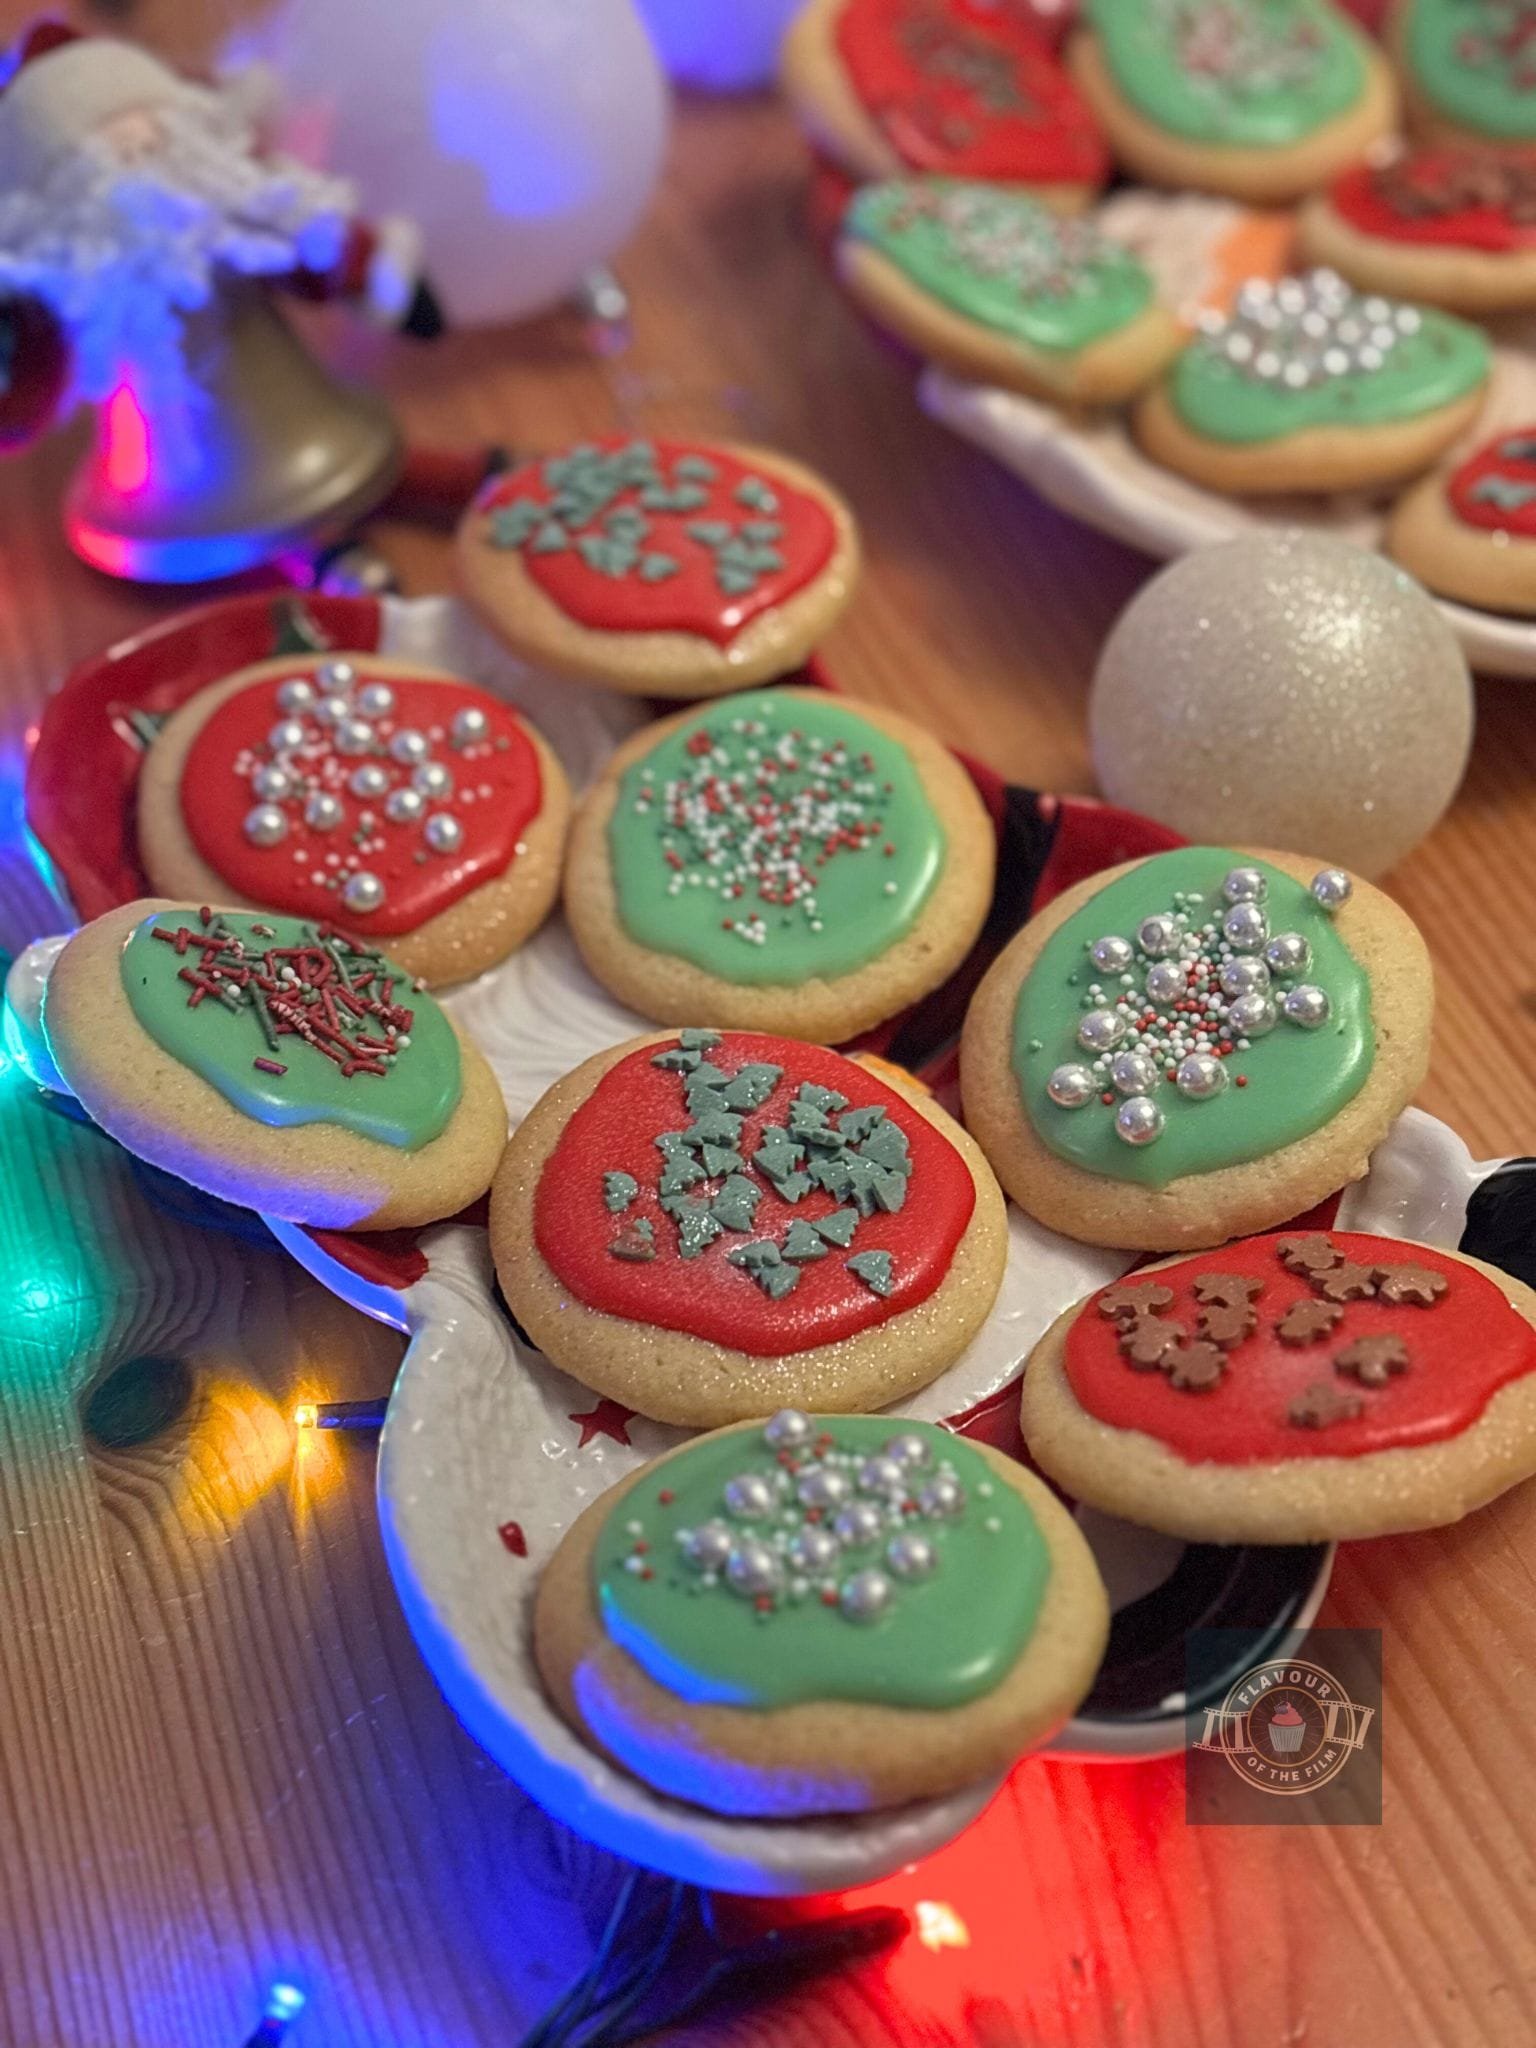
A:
1405;0;1536;142
844;179;1153;352
596;1416;1049;1710
1170;276;1489;444
1012;848;1373;1189
1087;0;1366;146
119;908;460;1150
608;691;945;986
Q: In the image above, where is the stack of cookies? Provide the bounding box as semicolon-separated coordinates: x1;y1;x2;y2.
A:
783;0;1536;616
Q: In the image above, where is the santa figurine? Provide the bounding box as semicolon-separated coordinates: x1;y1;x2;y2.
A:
0;20;441;581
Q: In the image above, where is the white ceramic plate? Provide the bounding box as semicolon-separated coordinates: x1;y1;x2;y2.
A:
916;188;1536;679
256;1104;1505;1891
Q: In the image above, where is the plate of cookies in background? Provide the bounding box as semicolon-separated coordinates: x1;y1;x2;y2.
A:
787;0;1536;674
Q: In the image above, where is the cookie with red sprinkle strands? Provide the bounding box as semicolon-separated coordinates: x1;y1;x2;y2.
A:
43;899;506;1229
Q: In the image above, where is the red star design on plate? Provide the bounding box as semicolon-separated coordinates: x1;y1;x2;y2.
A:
497;1520;527;1558
568;1398;636;1448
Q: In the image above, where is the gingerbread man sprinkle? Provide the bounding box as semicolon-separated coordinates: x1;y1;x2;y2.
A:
1335;1335;1411;1386
1191;1273;1265;1310
1316;1261;1382;1304
1163;1340;1227;1392
1275;1298;1344;1346
1288;1381;1366;1430
1376;1266;1449;1309
1277;1234;1344;1277
1197;1300;1257;1350
1098;1281;1175;1325
1119;1315;1188;1370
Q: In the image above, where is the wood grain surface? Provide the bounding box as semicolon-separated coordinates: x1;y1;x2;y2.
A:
1;6;1534;2044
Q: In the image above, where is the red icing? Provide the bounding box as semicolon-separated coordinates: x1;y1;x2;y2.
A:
1328;153;1536;254
833;0;1107;186
476;440;837;648
534;1034;975;1354
179;665;542;936
1446;424;1536;535
1064;1234;1536;1464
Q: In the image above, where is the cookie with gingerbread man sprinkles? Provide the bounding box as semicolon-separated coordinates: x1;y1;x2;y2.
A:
563;686;994;1041
836;178;1182;405
960;847;1431;1251
1134;268;1490;496
490;1030;1008;1427
1068;0;1398;205
138;653;570;988
44;900;506;1230
534;1410;1109;1816
780;0;1108;209
456;438;860;698
1389;424;1536;617
1299;150;1536;315
1019;1232;1536;1543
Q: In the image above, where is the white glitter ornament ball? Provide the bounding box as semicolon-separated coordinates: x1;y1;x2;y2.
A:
1089;536;1473;879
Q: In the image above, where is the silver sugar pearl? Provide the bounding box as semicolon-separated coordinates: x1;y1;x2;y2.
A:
787;1525;840;1574
252;764;296;802
764;1408;813;1450
243;803;288;848
452;705;491;747
1145;959;1187;1005
386;787;427;825
356;681;395;717
1136;913;1181;958
350;763;389;799
1311;868;1353;912
341;870;385;914
883;1431;931;1470
1264;932;1311;977
275;677;316;713
1282;983;1332;1029
1227;992;1278;1038
683;1520;733;1571
886;1531;938;1581
334;718;376;756
304;791;344;832
1089;934;1134;975
1110;1048;1159;1097
857;1455;906;1496
833;1502;885;1549
1077;1007;1126;1054
1220;955;1271;999
424;813;465;855
917;1473;966;1519
725;1538;782;1600
318;659;357;691
1115;1094;1165;1146
1223;902;1269;953
797;1466;850;1510
1222;866;1267;904
267;718;307;755
723;1472;777;1520
1175;1052;1227;1101
389;727;430;766
1047;1062;1096;1109
839;1567;893;1623
413;760;454;800
313;694;351;728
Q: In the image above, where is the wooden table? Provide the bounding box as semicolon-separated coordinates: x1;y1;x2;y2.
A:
2;18;1535;2046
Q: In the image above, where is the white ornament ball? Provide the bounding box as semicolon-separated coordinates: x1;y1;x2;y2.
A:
1089;535;1473;878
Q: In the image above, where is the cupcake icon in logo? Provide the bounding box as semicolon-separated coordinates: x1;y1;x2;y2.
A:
1266;1697;1306;1756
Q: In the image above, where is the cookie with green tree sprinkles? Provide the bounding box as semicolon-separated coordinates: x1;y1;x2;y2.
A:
960;847;1432;1251
457;438;861;699
44;899;507;1232
1399;0;1536;144
533;1410;1111;1815
492;1029;1010;1427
